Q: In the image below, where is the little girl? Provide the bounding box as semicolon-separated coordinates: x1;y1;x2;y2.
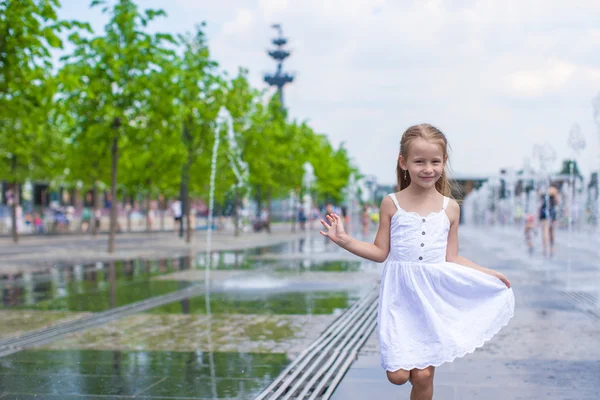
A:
320;124;514;400
524;214;537;255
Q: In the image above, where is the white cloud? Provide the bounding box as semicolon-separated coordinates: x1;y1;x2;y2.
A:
60;0;600;183
222;8;257;36
507;60;578;97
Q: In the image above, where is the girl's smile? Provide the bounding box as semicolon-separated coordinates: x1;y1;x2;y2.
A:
399;137;446;187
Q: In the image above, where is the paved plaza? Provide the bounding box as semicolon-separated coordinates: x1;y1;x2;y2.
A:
0;223;310;274
0;225;598;399
332;226;600;400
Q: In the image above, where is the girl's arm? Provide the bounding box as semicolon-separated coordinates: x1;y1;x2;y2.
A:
445;199;511;288
320;196;395;263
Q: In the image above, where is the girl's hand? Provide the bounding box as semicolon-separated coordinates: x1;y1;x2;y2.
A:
492;271;511;288
319;213;348;245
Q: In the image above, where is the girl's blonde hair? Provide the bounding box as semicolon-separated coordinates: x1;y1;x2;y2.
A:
396;123;459;198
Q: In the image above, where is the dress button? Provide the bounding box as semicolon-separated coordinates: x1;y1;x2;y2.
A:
418;256;423;261
422;218;426;223
422;231;426;235
421;243;424;247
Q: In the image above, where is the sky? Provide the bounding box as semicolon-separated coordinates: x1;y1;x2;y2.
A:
57;0;600;185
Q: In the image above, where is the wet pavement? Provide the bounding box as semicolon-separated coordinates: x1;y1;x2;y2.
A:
0;226;598;399
0;224;305;274
0;233;380;398
0;350;288;399
332;226;600;400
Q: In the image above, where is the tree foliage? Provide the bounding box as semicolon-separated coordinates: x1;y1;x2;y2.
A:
3;0;357;248
0;0;90;242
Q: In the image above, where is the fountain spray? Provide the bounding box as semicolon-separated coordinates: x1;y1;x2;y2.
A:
566;123;586;282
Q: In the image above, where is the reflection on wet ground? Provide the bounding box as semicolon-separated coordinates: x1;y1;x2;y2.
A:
0;349;289;399
1;246;368;313
147;290;361;315
17;280;193;312
273;260;362;272
0;247;273;310
0;238;373;398
1;257;195;309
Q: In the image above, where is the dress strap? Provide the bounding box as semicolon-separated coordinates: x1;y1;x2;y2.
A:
388;193;401;211
442;196;450;210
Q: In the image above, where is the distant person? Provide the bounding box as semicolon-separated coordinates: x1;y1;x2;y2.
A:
325;203;334;216
260;207;271;234
80;207;92;232
539;185;560;258
171;199;182;233
94;209;102;231
361;204;371;236
524;214;537;255
34;212;43;233
341;206;349;230
298;207;307;231
318;123;513;399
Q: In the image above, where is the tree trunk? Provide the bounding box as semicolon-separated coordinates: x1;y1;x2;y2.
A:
255;185;262;219
11;182;19;244
124;194;132;233
108;135;119;253
291;190;297;233
180;122;193;243
108;262;117;309
179;181;186;239
160;199;165;231
9;156;19;243
91;183;98;236
179;168;189;240
185;205;192;243
267;188;273;224
126;206;132;232
145;188;151;232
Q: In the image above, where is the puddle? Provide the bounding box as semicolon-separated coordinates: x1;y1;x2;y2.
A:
0;349;288;398
8;279;193;312
273;260;362;272
148;290;361;315
0;243;302;310
0;241;364;310
1;258;194;309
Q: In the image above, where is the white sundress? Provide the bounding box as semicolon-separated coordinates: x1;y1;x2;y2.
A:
378;193;515;371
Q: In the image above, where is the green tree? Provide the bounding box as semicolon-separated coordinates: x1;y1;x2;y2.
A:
57;61;111;235
0;0;88;242
168;25;226;242
60;0;175;251
558;159;582;180
242;96;294;215
305;133;354;204
223;69;255;235
119;66;184;232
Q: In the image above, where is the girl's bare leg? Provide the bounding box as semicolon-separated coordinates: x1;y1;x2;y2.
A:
386;369;410;386
410;366;435;400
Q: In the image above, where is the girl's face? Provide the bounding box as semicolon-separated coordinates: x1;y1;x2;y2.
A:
399;138;446;189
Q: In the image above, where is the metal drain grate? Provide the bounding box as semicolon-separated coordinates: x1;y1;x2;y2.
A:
255;287;378;400
556;290;600;320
